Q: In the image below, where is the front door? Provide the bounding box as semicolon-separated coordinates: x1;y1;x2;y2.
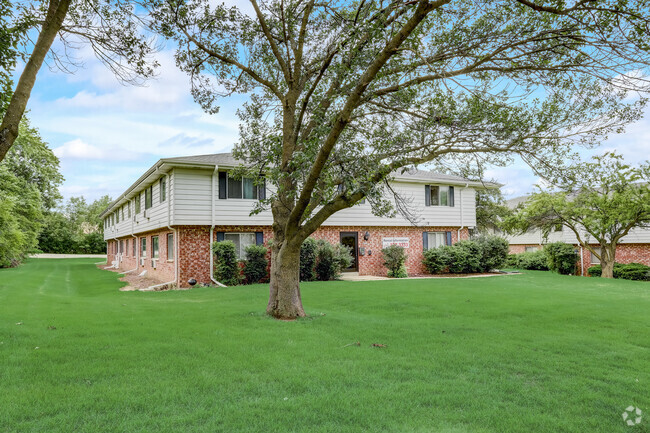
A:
340;232;359;272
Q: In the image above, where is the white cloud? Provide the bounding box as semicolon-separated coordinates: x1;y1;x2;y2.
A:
54;139;141;161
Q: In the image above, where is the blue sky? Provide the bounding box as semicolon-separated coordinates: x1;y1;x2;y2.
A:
23;42;650;204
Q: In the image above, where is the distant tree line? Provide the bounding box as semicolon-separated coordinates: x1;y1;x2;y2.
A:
0;119;109;266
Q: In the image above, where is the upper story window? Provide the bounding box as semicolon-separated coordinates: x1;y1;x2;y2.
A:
160;177;166;202
116;209;120;223
135;194;141;214
128;202;131;218
425;185;454;207
145;186;153;210
218;172;266;200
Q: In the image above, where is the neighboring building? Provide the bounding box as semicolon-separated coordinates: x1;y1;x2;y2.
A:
100;153;498;287
504;195;650;275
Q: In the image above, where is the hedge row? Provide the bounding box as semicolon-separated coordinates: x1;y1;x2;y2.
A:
588;263;650;281
506;243;578;275
212;241;269;286
422;235;509;274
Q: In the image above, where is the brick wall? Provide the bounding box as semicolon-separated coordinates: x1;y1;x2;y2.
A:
509;244;543;254
577;243;650;276
106;229;176;284
177;225;274;287
310;226;468;276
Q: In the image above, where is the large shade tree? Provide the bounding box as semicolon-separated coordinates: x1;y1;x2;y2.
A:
504;153;650;279
0;0;157;162
151;0;650;318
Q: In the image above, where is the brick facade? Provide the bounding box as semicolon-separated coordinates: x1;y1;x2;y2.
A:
106;228;176;284
107;225;469;288
577;243;650;276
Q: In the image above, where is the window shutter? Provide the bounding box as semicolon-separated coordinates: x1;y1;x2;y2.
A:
255;232;264;246
446;231;452;246
259;179;266;200
218;172;227;199
422;231;428;251
425;185;431;206
216;232;225;242
449;186;455;207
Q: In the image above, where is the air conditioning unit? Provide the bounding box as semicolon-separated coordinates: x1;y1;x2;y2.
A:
140;257;146;267
151;258;158;269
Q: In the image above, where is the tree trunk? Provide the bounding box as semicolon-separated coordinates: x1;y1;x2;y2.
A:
266;241;306;319
600;246;616;279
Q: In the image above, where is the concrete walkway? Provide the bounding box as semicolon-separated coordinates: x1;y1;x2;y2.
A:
31;254;107;259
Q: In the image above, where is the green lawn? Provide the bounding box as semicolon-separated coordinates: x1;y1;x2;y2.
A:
1;259;649;433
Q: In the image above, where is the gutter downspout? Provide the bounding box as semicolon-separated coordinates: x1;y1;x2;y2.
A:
457;183;469;241
121;199;139;275
210;165;227;287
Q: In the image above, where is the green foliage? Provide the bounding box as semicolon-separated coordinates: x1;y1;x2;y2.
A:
506;251;549;271
242;244;268;284
381;245;408;278
423;236;508;274
475;235;510;272
299;238;317;282
544;242;578;275
38;195;112;254
3;120;63;209
475;190;512;234
505;153;650;278
313;239;352;281
0;165;42;267
212;241;241;286
588;263;650;281
423;246;452;274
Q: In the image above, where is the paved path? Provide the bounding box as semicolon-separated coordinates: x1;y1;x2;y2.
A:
31;254;107;259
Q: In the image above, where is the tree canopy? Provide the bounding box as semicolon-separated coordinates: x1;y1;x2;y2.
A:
504;153;650;278
151;0;650;318
0;0;157;162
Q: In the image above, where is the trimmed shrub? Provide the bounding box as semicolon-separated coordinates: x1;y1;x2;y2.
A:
212;241;241;286
335;243;354;272
475;235;509;272
588;263;650;281
313;239;353;281
300;238;317;282
446;246;471;273
507;251;549;270
545;242;578;275
382;245;408;278
454;240;482;273
242;244;268;284
423;247;449;274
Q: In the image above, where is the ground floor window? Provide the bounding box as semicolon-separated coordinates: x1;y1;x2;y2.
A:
152;236;159;259
132;239;136;257
525;246;539;253
426;232;448;249
225;233;257;259
591;247;601;264
120;240;124;254
141;237;147;258
167;233;174;260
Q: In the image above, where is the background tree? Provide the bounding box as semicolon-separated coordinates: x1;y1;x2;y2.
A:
38;195;112;254
504;153;650;279
0;0;157;162
152;0;650;318
0;119;61;265
475;189;512;235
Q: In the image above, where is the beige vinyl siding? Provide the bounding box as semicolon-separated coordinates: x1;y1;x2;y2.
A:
103;173;172;240
561;225;650;245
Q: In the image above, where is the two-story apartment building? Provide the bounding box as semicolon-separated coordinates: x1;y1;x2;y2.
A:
505;195;650;275
100;153;498;287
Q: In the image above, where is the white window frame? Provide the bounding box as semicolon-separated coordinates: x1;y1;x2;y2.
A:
429;185;451;206
152;236;159;259
167;233;174;261
525;246;539;253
